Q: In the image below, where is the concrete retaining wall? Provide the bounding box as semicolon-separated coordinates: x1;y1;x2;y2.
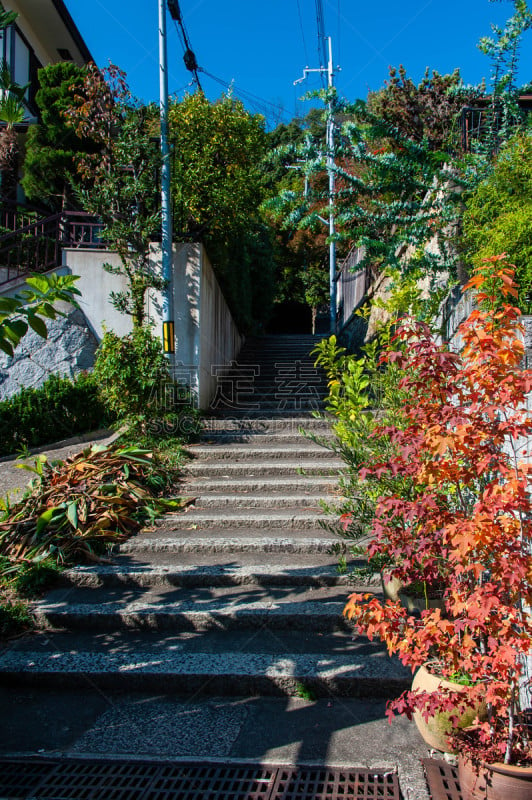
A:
63;243;242;409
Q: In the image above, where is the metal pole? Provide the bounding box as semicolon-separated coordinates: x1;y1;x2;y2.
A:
159;0;175;355
327;36;337;335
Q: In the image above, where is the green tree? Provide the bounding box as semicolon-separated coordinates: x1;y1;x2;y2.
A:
367;66;483;152
21;62;97;211
462;131;532;311
263;109;341;326
64;64;163;328
169;92;267;238
168;92;275;330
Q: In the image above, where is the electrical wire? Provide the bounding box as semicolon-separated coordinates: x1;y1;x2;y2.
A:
337;0;341;65
296;0;309;65
170;2;203;92
198;68;290;126
315;0;327;87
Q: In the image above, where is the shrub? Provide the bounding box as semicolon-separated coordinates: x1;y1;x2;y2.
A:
92;326;175;425
0;371;111;456
462;131;532;312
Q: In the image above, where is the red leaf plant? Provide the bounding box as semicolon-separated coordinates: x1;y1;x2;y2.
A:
344;257;532;765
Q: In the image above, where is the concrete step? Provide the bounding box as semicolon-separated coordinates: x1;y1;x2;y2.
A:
188;494;329;509
160;509;333;530
30;584;357;633
186;444;336;462
60;551;365;588
0;629;410;697
117;532;342;555
206;409;326;419
182;476;340;493
185;460;343;477
200;416;332;433
198;431;335;446
209;401;325;414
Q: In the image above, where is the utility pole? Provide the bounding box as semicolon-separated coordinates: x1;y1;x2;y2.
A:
159;0;175;356
295;36;338;334
325;37;336;336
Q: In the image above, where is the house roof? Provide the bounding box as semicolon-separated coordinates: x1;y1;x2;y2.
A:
3;0;93;66
51;0;92;63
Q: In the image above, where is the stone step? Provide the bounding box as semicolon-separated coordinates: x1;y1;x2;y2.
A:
60;551;366;588
186;444;336;462
182;476;339;493
30;584;357;633
198;431;335;446
188;493;329;509
206;409;325;419
0;629;410;697
117;532;341;555
200;416;331;433
185;460;343;477
160;508;333;530
209;402;325;414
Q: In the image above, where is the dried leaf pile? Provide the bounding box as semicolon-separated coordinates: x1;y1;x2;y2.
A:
0;444;185;573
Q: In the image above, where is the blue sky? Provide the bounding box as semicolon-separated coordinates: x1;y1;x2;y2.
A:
66;0;532;127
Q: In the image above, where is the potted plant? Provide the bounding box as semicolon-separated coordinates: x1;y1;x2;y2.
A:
313;277;450;608
343;258;532;791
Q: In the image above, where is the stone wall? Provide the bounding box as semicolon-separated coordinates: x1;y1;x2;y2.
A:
0;307;99;400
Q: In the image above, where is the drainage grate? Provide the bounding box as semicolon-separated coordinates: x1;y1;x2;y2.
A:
0;758;403;800
423;759;463;800
0;759;57;797
143;763;277;800
271;766;399;799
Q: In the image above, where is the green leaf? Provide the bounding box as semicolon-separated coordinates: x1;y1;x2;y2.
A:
0;337;14;357
2;320;28;344
66;502;78;529
27;315;48;338
36;507;57;535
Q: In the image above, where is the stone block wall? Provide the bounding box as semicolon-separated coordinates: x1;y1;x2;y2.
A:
0;307;99;400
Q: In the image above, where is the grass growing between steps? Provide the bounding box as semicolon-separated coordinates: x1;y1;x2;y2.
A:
0;426;192;642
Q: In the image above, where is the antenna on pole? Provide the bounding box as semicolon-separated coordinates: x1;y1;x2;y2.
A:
294;36;340;334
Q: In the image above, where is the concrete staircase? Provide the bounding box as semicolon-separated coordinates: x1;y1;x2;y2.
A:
0;335;411;700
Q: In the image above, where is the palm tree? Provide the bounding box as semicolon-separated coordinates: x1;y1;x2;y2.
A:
0;8;27;198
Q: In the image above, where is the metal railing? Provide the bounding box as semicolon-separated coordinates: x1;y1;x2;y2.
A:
335;245;369;331
0;211;106;286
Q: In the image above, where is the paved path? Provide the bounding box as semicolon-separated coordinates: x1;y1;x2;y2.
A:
0;429;119;502
0;336;430;799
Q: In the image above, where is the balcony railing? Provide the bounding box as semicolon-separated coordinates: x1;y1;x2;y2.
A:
0;211;106;286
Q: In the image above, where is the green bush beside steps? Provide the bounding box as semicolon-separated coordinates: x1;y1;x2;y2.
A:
0;372;113;457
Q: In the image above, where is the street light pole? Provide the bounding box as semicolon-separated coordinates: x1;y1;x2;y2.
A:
158;0;175;355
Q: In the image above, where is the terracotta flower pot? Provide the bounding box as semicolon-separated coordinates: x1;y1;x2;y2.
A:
458;753;532;800
412;664;487;754
381;574;403;602
398;588;444;614
381;574;444;613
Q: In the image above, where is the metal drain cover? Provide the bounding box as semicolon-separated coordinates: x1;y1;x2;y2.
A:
0;758;402;800
423;759;463;800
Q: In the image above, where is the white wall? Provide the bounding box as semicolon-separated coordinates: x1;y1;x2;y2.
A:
63;243;242;410
198;247;243;409
63;249;132;340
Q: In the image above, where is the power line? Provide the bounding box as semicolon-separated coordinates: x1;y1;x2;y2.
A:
199;68;290;126
337;0;341;65
167;0;203;92
296;0;309;65
315;0;327;86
